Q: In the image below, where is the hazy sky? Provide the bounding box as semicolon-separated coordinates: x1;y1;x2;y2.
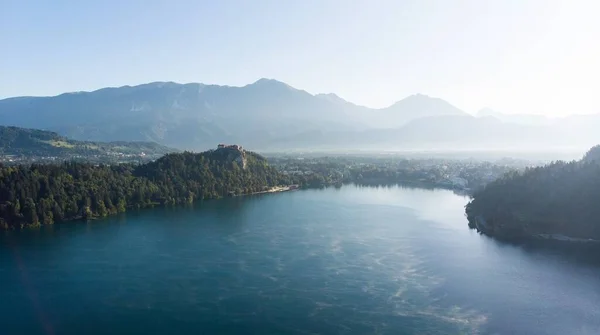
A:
1;0;599;116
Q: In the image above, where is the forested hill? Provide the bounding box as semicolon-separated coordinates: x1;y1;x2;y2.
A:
466;145;600;240
0;149;291;229
0;125;175;158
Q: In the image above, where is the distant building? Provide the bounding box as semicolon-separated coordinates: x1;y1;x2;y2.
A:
217;144;243;151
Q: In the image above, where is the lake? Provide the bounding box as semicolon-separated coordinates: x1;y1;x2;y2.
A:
1;185;600;334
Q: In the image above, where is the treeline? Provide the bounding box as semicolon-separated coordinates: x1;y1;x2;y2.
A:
466;146;600;240
0;150;291;229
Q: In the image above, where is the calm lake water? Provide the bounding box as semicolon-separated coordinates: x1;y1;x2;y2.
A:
1;185;600;335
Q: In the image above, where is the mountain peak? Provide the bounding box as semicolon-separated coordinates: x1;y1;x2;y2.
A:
315;93;350;104
408;93;430;98
477;107;499;117
245;78;298;93
397;93;442;103
251;78;287;86
378;93;466;127
387;94;463;112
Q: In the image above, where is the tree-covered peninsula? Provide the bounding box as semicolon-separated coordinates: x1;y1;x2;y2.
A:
466;145;600;241
0;146;292;229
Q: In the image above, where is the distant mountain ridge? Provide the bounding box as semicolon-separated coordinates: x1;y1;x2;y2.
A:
0;79;467;150
0;79;599;151
476;108;554;126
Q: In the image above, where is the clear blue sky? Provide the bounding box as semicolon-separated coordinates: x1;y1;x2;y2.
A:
1;0;599;115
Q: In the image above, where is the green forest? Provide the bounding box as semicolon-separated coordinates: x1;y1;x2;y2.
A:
0;125;175;158
466;145;600;240
0;149;291;229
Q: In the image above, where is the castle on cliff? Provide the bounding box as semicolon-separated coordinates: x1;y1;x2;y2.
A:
217;144;243;151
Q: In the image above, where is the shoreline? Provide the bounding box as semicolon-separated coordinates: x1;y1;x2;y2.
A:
535;234;600;243
470;215;600;244
236;185;298;197
3;185;299;230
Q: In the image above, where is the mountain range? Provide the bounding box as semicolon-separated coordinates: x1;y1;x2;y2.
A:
0;79;598;151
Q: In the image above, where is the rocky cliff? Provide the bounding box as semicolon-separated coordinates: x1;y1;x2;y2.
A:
213;145;247;169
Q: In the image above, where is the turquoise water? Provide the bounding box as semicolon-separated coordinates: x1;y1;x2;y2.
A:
1;185;600;335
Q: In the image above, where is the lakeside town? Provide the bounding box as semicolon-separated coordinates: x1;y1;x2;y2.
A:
267;155;531;193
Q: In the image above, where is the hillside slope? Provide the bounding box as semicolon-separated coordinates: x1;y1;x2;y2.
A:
0;125;176;158
466;146;600;240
